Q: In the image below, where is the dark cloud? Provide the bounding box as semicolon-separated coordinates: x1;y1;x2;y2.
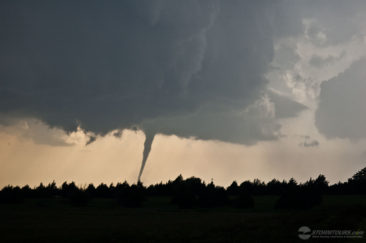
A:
315;58;366;140
0;0;331;146
0;0;287;144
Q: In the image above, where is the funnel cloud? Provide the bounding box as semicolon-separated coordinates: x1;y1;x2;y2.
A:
138;133;155;182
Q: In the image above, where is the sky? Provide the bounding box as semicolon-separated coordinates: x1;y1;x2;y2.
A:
1;0;366;187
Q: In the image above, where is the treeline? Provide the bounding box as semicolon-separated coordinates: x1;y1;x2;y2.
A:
1;167;366;209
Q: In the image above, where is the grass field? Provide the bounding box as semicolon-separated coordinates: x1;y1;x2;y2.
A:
1;195;365;242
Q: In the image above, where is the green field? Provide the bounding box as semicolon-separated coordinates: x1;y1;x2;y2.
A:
1;195;365;242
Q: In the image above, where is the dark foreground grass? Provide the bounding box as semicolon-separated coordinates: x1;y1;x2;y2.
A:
0;195;365;243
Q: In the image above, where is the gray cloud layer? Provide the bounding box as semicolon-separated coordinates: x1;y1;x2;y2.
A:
0;0;296;145
1;0;363;146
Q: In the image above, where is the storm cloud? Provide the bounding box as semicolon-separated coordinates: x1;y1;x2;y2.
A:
1;1;364;145
0;0;301;144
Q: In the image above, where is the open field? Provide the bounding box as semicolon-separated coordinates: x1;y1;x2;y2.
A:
1;195;365;242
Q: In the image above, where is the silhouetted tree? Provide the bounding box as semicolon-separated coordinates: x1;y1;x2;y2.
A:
2;167;366;207
266;179;283;194
346;167;366;194
351;167;366;182
95;183;110;198
85;184;96;197
275;176;324;209
116;183;145;207
0;186;23;203
21;185;32;198
170;176;204;208
46;181;58;196
198;182;228;207
227;181;239;195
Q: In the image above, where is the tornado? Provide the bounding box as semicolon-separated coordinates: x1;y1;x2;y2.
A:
137;132;155;183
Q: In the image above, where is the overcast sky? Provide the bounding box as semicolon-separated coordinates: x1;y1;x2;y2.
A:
1;0;366;187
